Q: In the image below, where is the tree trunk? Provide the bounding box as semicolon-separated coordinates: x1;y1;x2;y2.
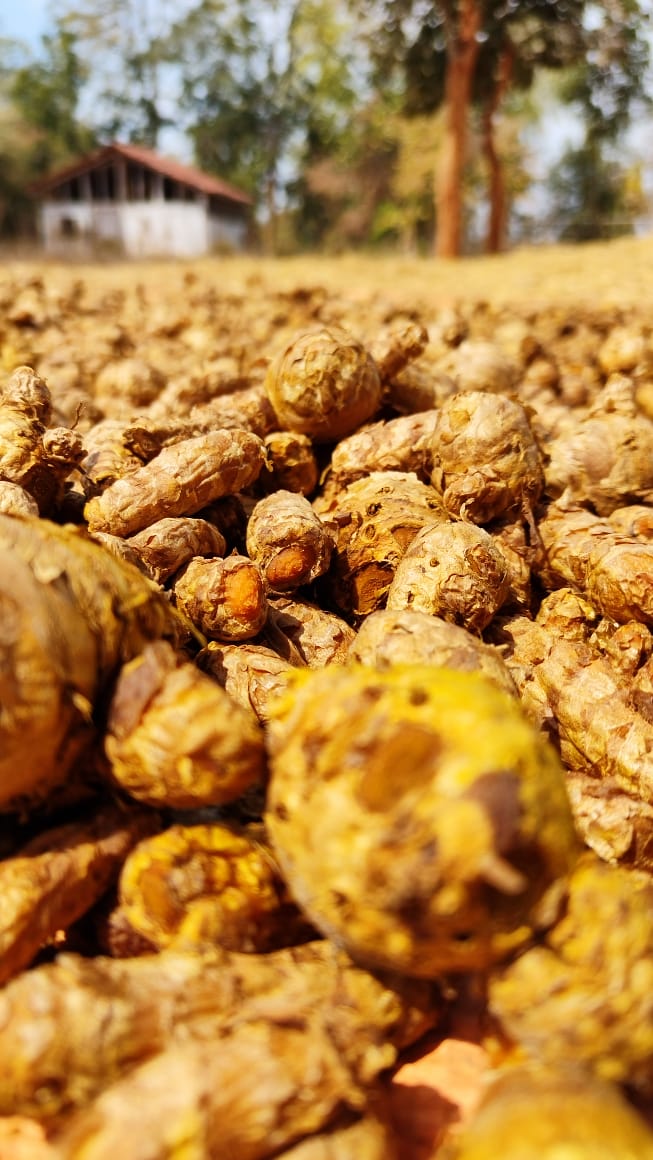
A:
482;46;514;254
263;173;278;255
435;0;482;258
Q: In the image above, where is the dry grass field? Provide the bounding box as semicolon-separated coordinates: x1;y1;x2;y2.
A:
4;231;653;310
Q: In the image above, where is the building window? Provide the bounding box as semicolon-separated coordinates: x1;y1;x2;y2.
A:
163;176;178;200
127;164;151;200
59;217;79;238
89;166;117;201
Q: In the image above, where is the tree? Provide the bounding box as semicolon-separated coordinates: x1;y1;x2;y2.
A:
175;0;300;248
356;0;650;256
59;0;180;146
559;0;651;143
423;0;481;257
547;142;639;241
0;25;94;237
546;0;652;240
297;95;405;251
173;0;360;252
472;1;596;252
371;0;484;256
10;24;95;167
286;0;364;248
0;40;36;237
375;111;440;251
364;0;595;255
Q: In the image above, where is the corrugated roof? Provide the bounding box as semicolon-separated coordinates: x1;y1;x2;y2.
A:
31;142;253;206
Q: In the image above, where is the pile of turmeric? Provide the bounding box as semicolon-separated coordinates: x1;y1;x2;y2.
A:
1;271;653;1158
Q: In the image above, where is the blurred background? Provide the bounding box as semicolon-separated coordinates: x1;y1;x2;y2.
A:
0;0;651;258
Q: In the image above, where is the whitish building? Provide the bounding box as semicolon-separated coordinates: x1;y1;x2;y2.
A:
33;142;253;258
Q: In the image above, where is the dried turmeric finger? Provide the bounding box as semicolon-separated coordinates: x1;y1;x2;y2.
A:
84;428;265;537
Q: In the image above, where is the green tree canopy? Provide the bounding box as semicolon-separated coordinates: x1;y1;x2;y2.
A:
58;0;181;147
10;24;95;168
172;0;360;250
0;24;95;236
558;0;651;141
545;0;652;241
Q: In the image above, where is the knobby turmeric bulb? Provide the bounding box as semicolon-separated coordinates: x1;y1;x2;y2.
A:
266;663;578;976
264;325;382;443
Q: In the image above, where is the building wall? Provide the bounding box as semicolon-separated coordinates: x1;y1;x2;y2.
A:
208;213;249;251
40;200;247;257
120;202;209;257
41;203;97;257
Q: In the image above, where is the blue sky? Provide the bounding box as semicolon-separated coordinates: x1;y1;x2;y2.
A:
1;0;49;47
